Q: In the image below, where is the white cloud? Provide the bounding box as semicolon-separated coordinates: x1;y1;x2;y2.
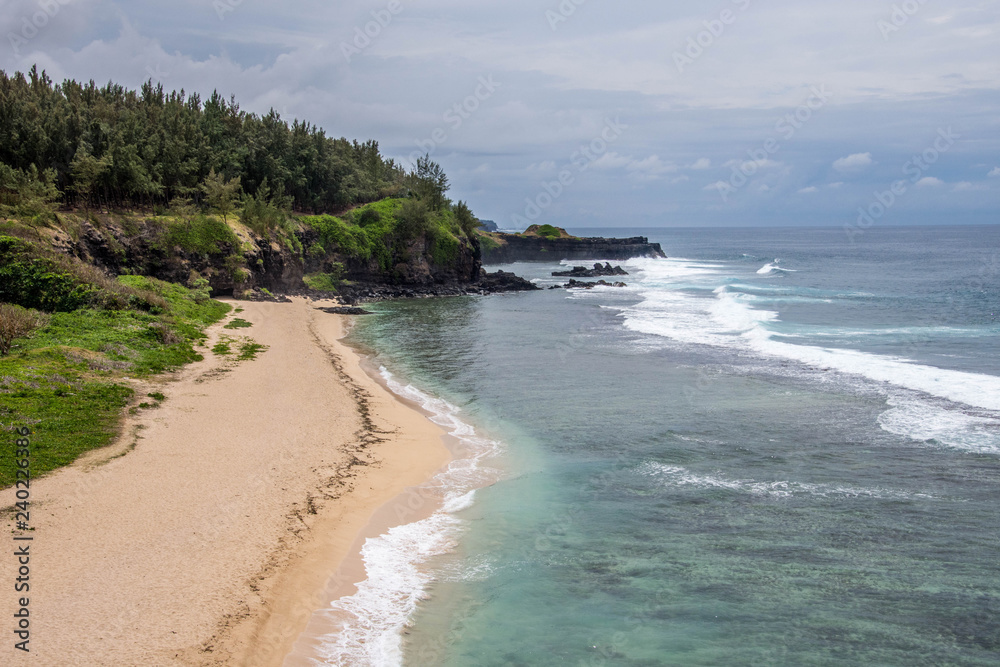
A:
627;155;677;180
590;152;633;170
473;163;491;174
797;186;819;194
704;181;728;192
916;176;944;187
690;158;711;170
828;182;844;188
833;152;873;171
988;167;1000;177
952;181;977;191
528;161;557;171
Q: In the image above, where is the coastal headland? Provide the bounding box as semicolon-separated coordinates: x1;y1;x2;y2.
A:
0;298;450;666
479;225;666;264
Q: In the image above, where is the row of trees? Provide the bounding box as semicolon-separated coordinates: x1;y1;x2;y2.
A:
0;67;441;214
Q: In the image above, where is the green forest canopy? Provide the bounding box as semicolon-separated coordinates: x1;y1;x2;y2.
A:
0;67;423;214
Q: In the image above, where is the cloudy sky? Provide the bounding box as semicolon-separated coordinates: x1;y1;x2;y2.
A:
2;0;998;228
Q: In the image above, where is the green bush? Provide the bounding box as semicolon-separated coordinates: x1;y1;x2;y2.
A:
0;304;48;356
356;207;382;227
240;183;289;236
430;230;460;266
161;214;238;256
396;198;431;240
188;277;212;303
452;201;478;236
0;237;95;311
303;263;345;292
302;215;373;261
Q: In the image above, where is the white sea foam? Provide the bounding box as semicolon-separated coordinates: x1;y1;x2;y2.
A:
776;325;996;340
638;462;929;500
756;260;795;275
620;260;1000;413
877;396;1000;454
310;368;501;666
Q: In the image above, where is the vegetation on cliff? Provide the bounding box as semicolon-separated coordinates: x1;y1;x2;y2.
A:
0;69;485;295
522;224;577;240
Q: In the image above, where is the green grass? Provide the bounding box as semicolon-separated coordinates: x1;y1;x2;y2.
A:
210;335;267;361
534;224;563;239
0;257;230;487
1;380;134;485
223;317;253;329
237;340;267;361
212;339;232;355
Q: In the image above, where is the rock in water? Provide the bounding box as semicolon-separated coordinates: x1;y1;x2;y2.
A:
552;262;630;278
562;279;627;289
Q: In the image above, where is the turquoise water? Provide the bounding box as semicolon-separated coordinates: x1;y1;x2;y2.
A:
335;225;1000;666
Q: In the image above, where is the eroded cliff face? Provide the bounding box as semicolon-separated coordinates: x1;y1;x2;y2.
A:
481;234;665;264
43;214;483;296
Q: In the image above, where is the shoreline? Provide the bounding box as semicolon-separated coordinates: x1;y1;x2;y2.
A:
282;345;501;666
0;297;451;666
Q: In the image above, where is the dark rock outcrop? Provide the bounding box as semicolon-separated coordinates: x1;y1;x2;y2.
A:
482;233;664;264
552;262;629;278
335;269;540;303
476;269;542;293
319;306;374;315
551;279;628;289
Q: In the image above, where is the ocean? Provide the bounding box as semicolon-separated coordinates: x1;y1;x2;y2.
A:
304;225;1000;666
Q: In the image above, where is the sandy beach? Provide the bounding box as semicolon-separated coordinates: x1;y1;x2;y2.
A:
0;297;450;666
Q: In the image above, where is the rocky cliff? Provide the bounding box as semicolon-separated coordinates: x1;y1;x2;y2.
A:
480;233;666;264
21;210;536;301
